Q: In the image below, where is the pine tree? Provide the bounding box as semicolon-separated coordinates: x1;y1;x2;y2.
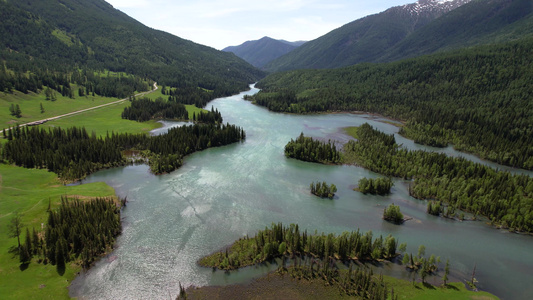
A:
31;227;40;255
443;259;450;286
24;228;33;258
55;238;65;272
7;212;23;251
15;104;22;118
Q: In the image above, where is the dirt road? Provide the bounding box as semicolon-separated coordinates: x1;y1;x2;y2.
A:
3;82;158;130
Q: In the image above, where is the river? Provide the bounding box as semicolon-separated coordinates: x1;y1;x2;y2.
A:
70;85;533;299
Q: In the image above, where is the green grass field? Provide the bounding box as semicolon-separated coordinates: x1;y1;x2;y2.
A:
41;100;161;137
0;164;116;299
0;87;124;130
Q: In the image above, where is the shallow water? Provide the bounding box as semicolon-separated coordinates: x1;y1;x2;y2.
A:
70;86;533;300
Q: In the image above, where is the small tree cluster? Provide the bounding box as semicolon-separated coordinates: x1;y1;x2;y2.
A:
6;197;122;271
285;133;340;164
310;181;337;199
9;103;22;118
427;201;443;216
358;177;393;195
383;203;404;224
401;245;442;284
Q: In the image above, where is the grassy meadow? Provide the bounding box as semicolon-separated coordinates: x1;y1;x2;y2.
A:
0;164;116;299
0;87;123;130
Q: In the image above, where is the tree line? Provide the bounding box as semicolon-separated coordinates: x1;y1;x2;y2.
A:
284;132;340;164
9;196;121;272
122;97;189;122
0;65;150;99
199;222;403;270
2;122;245;180
343;123;533;232
251;38;533;170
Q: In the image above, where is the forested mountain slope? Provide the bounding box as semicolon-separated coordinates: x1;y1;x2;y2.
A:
382;0;533;62
264;0;533;72
263;0;472;72
223;37;304;68
251;38;533;169
0;0;264;96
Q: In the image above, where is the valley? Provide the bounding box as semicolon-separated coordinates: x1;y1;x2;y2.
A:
1;0;532;299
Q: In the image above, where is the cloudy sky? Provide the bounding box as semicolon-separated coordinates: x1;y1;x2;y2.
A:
106;0;412;50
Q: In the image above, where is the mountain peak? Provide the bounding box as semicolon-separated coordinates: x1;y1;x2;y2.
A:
223;37;305;68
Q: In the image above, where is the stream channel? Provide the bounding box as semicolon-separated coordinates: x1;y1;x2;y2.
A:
70;85;533;299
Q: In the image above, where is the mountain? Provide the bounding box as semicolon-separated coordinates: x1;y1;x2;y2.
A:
381;0;533;61
264;0;472;72
223;37;305;68
0;0;265;95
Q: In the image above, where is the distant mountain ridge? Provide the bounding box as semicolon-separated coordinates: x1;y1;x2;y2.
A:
264;0;533;72
223;37;305;68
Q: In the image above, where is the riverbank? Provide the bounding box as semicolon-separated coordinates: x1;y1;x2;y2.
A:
184;269;499;300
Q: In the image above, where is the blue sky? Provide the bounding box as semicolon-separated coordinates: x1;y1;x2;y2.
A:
106;0;413;50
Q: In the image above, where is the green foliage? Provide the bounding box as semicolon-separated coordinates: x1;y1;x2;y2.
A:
427;201;443;216
254;38;533;169
199;223;400;270
284;133;340;164
310;181;337;199
2;122;245;180
383;204;404;224
357;177;393;195
43;196;121;269
0;0;264;97
122;97;189;122
0;163;115;300
344;123;533;232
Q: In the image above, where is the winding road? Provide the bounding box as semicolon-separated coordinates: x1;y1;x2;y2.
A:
4;82;158;131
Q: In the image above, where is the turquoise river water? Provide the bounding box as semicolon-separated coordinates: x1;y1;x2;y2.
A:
70;86;532;299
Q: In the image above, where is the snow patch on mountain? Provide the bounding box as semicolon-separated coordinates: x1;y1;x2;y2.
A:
403;0;472;16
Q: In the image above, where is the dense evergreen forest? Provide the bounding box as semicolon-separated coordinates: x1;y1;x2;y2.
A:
252;38;533;169
12;196;121;271
121;97;189;122
1;122;245;180
284;133;340;164
344;123;533;232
